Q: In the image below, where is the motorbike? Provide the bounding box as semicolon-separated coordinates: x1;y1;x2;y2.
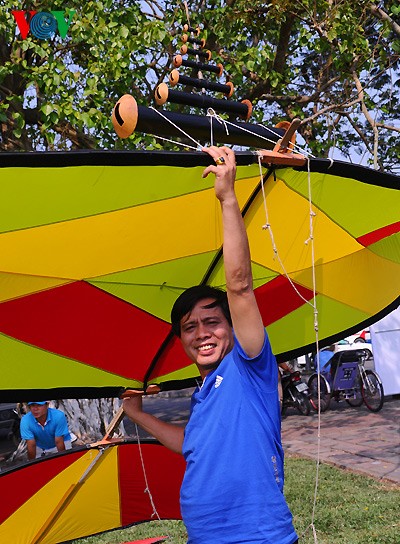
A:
281;370;311;416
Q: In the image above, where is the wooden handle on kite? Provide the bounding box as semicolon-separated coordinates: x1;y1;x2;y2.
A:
155;83;251;120
173;55;223;77
169;69;234;97
120;384;161;398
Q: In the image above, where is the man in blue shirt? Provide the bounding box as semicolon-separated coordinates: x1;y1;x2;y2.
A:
123;147;298;543
20;401;72;459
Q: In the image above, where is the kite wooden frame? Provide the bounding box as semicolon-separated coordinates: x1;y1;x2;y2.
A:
259;118;307;167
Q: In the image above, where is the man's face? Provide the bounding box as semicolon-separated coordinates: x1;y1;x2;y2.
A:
179;297;234;377
29;403;48;420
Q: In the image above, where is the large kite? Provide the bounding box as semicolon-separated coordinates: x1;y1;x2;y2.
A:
0;441;185;543
0;149;399;402
2;16;400;544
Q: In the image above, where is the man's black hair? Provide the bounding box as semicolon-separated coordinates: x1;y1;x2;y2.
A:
171;285;232;337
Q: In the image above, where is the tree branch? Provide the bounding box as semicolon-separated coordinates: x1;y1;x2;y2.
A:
352;70;379;169
370;4;400;37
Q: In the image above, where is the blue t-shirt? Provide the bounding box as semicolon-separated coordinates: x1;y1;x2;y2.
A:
20;407;71;450
180;333;298;544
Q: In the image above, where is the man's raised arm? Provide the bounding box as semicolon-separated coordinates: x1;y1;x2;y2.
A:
202;146;265;358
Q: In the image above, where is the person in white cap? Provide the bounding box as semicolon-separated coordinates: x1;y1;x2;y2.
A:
20;401;72;459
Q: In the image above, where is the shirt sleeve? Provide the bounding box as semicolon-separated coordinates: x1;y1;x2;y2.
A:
234;331;278;391
20;416;35;440
54;411;69;438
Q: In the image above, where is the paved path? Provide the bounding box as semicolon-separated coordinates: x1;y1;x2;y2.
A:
281;396;400;484
130;391;400;485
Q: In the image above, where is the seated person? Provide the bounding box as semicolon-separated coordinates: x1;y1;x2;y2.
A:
317;345;335;376
20;401;72;459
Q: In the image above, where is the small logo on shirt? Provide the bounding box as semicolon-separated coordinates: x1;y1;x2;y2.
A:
215;375;223;388
271;455;280;484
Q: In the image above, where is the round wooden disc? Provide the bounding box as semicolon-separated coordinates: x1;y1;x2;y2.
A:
241;99;253;121
225;81;234;98
169;69;179;86
173;55;183;68
154;83;169;105
111;94;138;138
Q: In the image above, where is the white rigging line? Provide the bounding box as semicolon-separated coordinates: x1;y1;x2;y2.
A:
149;106;202;150
256;153;324;544
134;423;162;521
147;106;317;159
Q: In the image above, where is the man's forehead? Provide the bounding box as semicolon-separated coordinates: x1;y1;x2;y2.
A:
181;298;223;322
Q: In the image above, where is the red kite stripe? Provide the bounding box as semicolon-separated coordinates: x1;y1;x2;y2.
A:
118;444;183;526
255;275;315;326
357;221;400;247
0;282;171;380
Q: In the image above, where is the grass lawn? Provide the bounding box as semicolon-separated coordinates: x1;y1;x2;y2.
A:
71;456;400;544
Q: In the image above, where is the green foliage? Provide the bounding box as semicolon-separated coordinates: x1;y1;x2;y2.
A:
0;0;399;170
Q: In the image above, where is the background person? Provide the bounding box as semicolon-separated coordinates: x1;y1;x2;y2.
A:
20;401;72;459
123;146;298;544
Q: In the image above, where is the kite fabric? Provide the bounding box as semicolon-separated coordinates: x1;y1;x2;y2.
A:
0;150;399;401
0;441;184;544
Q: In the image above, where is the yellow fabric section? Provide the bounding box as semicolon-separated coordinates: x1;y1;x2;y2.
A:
0;449;120;544
149;362;200;384
246;175;362;273
291;247;400;315
267;295;369;355
42;448;120;544
0;176;258;280
0;272;71;302
0;333;142;389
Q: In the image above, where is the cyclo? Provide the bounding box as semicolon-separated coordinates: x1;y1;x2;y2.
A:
308;348;384;413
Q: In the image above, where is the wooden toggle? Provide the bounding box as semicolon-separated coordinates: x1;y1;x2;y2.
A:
258;119;307;167
169;69;234;97
183;23;200;36
182;33;206;48
111;94;284;147
120;384;161;398
155;83;252;120
173;55;223;76
180;44;212;61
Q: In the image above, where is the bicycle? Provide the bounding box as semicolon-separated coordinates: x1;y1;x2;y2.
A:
308;349;384;413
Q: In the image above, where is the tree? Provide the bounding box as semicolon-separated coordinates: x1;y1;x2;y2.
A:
1;1;399;170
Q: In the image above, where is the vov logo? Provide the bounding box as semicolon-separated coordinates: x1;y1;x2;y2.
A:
12;10;76;40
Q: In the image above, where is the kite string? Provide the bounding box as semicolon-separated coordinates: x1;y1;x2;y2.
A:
304;157;322;543
256;154;315;308
207;108;230;147
141;108;317;162
257;154;322;544
134;422;162;521
149;106;202;149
